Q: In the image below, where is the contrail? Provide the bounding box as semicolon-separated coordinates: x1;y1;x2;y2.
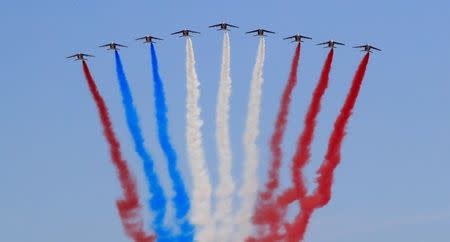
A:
81;61;155;242
285;53;370;242
185;37;213;242
149;43;194;241
113;51;171;240
234;37;266;242
251;42;302;239
213;31;235;242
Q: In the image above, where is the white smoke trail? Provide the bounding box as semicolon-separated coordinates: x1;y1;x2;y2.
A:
185;38;214;242
234;37;266;241
213;32;235;242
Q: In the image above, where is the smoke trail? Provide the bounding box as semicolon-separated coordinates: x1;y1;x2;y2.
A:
234;37;266;242
251;48;334;242
263;42;301;201
81;61;155;242
268;49;334;241
113;51;171;240
310;52;370;207
277;49;335;208
213;31;235;242
250;43;301;239
185;38;213;242
149;43;194;241
285;53;370;241
290;49;334;203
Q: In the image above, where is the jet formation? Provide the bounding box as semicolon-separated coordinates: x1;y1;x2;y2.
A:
70;22;380;60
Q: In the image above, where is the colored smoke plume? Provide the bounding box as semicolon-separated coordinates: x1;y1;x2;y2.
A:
82;61;155;242
114;51;170;239
185;37;214;242
150;43;194;241
213;31;235;242
234;37;266;242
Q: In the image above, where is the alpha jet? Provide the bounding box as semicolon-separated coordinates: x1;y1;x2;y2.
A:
284;34;312;43
99;42;127;50
171;29;200;37
209;22;239;31
136;35;163;44
246;29;275;36
317;40;345;48
353;44;381;53
67;53;94;61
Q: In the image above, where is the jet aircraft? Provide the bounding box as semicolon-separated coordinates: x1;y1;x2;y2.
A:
67;53;94;61
171;29;200;37
317;40;345;48
99;42;127;50
353;44;381;53
136;35;163;43
284;34;312;42
246;29;275;36
209;22;239;31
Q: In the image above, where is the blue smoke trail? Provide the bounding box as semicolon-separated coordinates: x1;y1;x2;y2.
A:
114;51;172;240
150;43;194;242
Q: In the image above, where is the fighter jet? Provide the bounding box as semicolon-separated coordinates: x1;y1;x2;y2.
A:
136;35;163;43
246;29;275;36
209;22;239;31
317;40;345;48
284;34;312;43
99;42;127;50
67;53;94;61
353;44;381;53
171;29;200;37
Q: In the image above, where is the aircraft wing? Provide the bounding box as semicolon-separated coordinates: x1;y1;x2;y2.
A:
302;35;312;40
335;42;345;45
136;36;146;40
117;44;128;47
99;44;110;47
228;24;239;28
246;30;258;34
190;30;200;34
154;37;163;40
317;41;329;45
353;45;366;48
171;30;184;35
66;54;78;58
85;54;94;57
263;29;275;34
208;24;221;28
283;36;295;40
372;46;382;51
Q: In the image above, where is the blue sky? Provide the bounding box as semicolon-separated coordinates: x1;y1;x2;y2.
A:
0;0;449;241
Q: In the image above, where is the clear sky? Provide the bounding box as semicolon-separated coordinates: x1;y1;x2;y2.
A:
1;0;449;242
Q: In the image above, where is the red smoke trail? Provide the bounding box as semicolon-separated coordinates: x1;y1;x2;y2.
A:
263;42;301;201
82;61;155;242
251;43;301;238
280;49;335;206
285;53;370;241
251;49;334;241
